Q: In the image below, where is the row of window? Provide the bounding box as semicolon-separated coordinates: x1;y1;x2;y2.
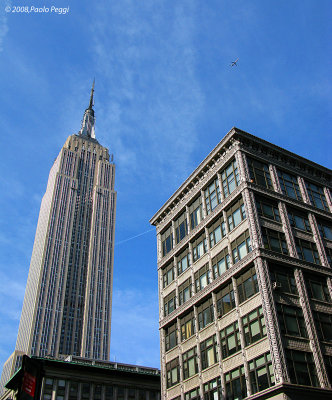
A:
167;351;274;397
163;229;251;290
169;348;323;396
270;264;331;303
161;155;330;259
165;267;259;351
260;197;332;241
164;257;255;318
249;157;329;212
42;378;159;400
161;160;241;257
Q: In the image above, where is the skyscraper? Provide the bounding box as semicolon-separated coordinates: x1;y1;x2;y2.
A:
150;127;332;399
1;84;116;391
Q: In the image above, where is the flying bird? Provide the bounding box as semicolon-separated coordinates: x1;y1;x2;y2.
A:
230;58;239;67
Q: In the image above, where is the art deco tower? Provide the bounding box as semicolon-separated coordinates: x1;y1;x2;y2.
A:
1;84;116;390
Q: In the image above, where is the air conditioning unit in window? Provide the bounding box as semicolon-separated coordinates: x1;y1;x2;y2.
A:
272;281;282;290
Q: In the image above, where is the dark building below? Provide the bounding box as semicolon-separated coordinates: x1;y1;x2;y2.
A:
1;355;160;400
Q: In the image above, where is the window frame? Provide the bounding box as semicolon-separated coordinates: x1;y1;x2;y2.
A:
242;306;266;346
277;170;302;201
248;353;275;394
276;303;307;338
226;198;246;231
236;266;259;304
221;159;240;198
261;227;288;255
197;297;214;330
295;238;320;265
204;178;221;215
305;181;329;211
194;264;210;293
200;335;218;370
248;157;273;190
182;347;198;380
220;321;241;358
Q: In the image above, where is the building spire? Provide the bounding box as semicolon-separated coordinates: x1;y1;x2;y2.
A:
88;78;95;109
80;80;96;139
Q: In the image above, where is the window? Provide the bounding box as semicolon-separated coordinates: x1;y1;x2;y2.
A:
305;276;331;302
286;350;318;387
256;196;280;222
180;310;196;341
195;264;210;292
231;230;252;263
175;212;188;244
278;170;302;201
184;388;200;400
270;266;297;295
249;353;275;394
295;238;320;264
165;322;177;351
205;178;221;214
177;247;191;275
179;278;192;305
288;208;311;232
183;347;198;379
42;378;53;399
105;386;114;400
203;377;222;400
226;198;246;231
164;291;176;316
220;321;241;358
93;385;102;400
314;312;332;342
117;387;125;400
305;181;329;211
166;358;180;388
212;248;230;279
215;283;235;316
224;366;247;400
200;335;218;370
208;215;226;247
69;382;79;400
317;219;332;241
192;232;207;262
236;266;259;303
163;262;175;288
261;228;288;255
248;157;273;190
197;297;214;330
82;383;91;399
161;226;173;257
276;304;307;338
56;379;66;400
221;159;240;198
189;197;203;230
242;306;266;346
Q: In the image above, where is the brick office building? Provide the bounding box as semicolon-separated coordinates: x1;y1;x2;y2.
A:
150;127;332;399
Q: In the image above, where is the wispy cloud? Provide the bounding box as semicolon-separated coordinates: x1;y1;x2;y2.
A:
90;0;204;190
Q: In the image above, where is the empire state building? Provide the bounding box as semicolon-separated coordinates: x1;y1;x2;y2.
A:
1;84;117;390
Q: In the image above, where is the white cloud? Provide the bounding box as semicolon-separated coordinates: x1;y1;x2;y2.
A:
90;0;204;189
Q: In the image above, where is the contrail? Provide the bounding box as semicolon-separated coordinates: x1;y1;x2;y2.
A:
115;228;155;246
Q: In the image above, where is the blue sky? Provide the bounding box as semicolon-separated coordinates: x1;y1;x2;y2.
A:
0;0;331;370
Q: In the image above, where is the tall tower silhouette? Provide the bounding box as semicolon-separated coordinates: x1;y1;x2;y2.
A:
1;83;116;391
